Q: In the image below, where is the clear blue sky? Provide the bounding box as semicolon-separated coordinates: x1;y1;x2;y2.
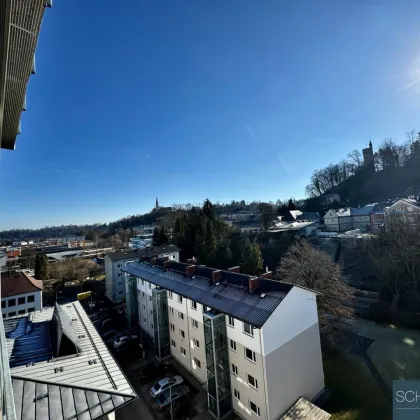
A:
1;0;420;229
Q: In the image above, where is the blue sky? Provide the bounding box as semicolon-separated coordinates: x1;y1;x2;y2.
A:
1;0;420;229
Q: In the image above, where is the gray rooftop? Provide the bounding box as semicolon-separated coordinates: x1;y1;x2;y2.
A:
4;301;136;420
123;262;294;328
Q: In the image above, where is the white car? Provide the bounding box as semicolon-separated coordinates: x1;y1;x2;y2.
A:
113;334;138;349
150;375;184;398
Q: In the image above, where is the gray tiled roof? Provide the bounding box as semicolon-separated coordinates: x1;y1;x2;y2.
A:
4;301;136;420
123;262;293;328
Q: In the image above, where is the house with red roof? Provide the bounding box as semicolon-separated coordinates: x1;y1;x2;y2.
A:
1;271;43;318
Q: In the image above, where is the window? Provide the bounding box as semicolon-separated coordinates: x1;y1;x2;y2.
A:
228;316;235;327
28;307;35;313
193;338;200;348
192;319;199;329
247;374;258;390
143;317;146;324
229;340;236;352
243;323;254;337
178;311;184;320
169;307;174;315
191;300;197;310
151;323;154;330
180;329;186;339
233;388;240;400
18;297;25;305
171;340;176;348
8;312;16;317
245;348;256;362
142;292;145;297
141;279;144;285
149;296;152;301
194;357;201;368
170;323;175;332
148;282;151;289
250;401;260;416
117;264;121;268
177;295;183;303
143;305;146;310
168;291;173;299
181;347;187;356
8;299;16;307
118;273;122;277
1;301;5;309
150;309;153;315
18;309;26;315
118;291;123;295
231;363;238;376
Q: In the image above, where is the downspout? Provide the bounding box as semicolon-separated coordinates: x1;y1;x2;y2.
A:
259;328;270;420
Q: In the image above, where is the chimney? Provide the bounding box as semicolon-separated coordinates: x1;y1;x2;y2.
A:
186;265;196;277
261;271;272;279
150;257;157;266
228;266;240;273
163;260;171;271
249;277;260;294
212;270;222;284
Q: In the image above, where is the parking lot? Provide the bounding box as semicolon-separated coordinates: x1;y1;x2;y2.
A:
85;300;206;419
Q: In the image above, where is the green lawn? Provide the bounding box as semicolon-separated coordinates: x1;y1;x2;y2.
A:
323;349;391;420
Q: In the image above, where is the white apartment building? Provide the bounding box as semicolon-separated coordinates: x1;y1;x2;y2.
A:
1;271;43;318
385;198;420;228
105;245;180;303
124;259;325;420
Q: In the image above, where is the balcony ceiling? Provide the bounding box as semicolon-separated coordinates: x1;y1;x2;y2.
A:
0;0;47;150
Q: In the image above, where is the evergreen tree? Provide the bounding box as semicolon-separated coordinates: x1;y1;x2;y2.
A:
152;227;160;246
202;199;215;219
35;254;49;280
158;226;169;245
240;242;263;275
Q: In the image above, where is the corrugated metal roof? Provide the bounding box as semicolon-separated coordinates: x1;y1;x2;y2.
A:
280;397;331;420
4;301;136;420
350;204;377;216
106;244;180;262
123;262;292;328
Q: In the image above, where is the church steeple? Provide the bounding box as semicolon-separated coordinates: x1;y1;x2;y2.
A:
155;197;159;210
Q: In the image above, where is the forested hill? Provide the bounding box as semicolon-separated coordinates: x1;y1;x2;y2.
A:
305;133;420;210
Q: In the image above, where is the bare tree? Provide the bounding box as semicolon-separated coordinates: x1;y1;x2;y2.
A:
276;240;353;342
365;221;420;312
347;149;363;167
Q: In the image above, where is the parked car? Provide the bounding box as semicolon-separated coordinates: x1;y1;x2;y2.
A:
154;385;189;410
113;334;138;349
102;329;118;340
150;376;184;398
107;330;129;344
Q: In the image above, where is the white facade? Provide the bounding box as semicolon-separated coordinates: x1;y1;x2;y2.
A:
1;290;42;318
106;249;180;303
134;272;324;420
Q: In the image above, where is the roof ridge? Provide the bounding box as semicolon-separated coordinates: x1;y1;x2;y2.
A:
21;271;43;290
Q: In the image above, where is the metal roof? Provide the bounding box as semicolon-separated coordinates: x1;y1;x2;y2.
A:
123;262;293;328
280;397;331;420
350;204;378;216
4;301;136;420
0;0;50;150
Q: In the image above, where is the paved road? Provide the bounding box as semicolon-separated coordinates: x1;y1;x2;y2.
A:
116;394;154;420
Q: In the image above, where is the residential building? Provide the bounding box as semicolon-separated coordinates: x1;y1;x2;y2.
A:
227;210;254;222
124;259;325;420
105;245;180;303
296;212;321;223
237;218;264;234
4;302;136;419
129;233;153;249
1;271;43;317
385;198;420;228
351;204;381;230
319;193;340;206
323;208;352;232
371;209;385;230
